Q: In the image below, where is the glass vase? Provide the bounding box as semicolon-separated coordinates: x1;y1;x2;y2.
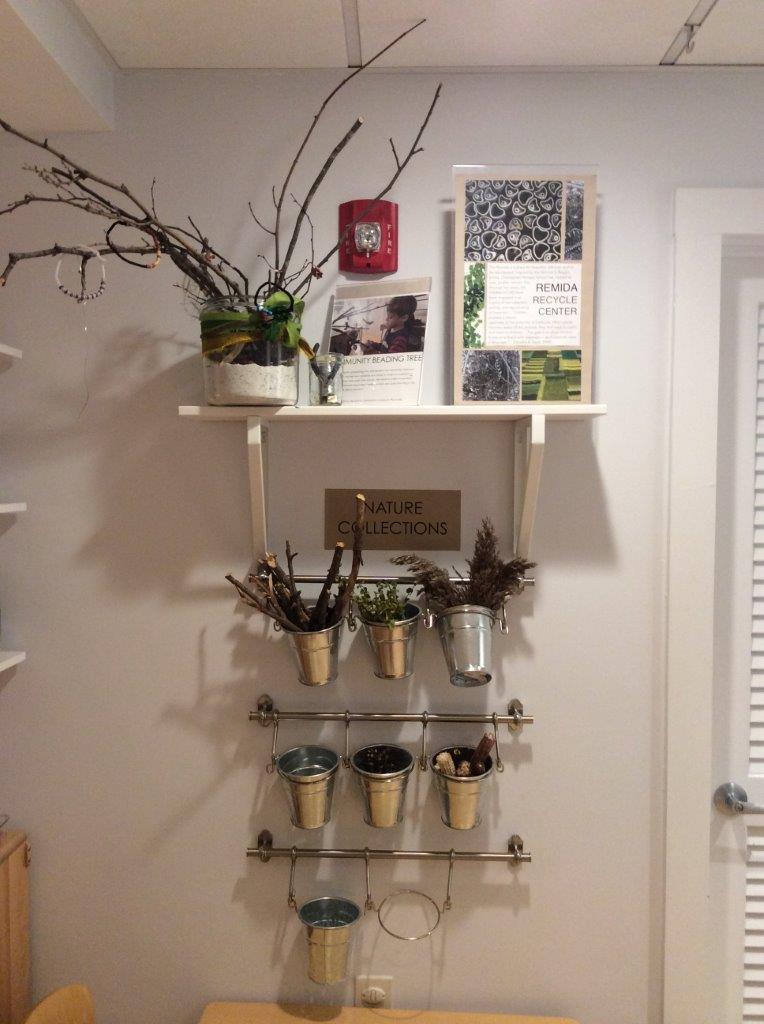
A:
199;294;299;406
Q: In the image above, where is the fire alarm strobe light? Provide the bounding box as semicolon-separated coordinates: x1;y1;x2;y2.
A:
339;199;398;273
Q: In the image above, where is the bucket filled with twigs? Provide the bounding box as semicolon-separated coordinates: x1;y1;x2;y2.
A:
431;734;496;830
226;494;366;687
355;583;420;680
393;518;534;688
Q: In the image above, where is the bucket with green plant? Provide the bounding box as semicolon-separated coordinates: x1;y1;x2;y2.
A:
354;581;420;680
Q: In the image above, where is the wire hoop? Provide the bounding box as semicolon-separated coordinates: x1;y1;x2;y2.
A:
377;889;441;941
54;247;106;303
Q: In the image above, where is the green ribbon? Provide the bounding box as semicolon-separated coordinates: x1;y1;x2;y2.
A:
200;292;305;356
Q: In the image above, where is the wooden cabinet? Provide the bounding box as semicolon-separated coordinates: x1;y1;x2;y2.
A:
0;831;30;1024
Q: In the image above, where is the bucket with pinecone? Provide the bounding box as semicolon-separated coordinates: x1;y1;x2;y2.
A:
431;734;495;829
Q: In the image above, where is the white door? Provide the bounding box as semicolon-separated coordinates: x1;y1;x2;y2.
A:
710;254;764;1023
664;191;764;1024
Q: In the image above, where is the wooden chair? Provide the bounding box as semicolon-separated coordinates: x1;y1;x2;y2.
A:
24;985;94;1024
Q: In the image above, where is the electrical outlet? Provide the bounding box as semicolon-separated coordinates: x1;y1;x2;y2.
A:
355;975;393;1008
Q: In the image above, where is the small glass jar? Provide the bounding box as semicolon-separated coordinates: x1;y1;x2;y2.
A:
308;354;344;406
199;295;298;406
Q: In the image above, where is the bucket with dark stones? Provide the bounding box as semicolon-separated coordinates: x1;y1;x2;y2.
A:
350;744;415;827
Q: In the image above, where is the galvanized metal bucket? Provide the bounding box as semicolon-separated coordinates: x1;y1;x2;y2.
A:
350;744;414;828
360;604;420;679
285;619;343;687
436;604;495;687
431;746;493;830
277;745;339;829
298;896;361;985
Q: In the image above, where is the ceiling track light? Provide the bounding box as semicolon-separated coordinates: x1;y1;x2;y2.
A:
660;0;721;65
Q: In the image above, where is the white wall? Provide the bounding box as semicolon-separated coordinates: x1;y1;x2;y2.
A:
1;66;763;1024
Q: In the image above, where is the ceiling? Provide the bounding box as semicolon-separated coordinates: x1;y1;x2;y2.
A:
70;0;764;69
0;0;761;133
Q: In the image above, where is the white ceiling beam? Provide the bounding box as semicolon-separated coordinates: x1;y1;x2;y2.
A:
0;0;117;131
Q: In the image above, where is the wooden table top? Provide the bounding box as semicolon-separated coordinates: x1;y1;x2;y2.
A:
200;1003;578;1024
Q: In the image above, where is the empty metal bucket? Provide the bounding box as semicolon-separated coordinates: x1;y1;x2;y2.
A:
298;896;361;985
436;604;495;687
277;745;339;829
350;744;414;827
431;746;493;829
285;619;343;686
360;604;420;679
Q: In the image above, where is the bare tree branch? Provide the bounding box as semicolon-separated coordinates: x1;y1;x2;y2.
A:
0;242;157;288
270;18;426;270
249;202;276;236
295;83;442;294
0;118;246;299
280;116;364;281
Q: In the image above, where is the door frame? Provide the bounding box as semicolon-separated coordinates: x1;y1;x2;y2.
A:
665;189;764;1022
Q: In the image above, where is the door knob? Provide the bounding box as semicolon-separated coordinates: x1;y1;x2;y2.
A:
714;781;764;815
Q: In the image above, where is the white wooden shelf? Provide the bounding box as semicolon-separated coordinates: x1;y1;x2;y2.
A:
0;344;22;361
179;402;606;560
0;503;26;515
0;651;25;673
179;403;606;422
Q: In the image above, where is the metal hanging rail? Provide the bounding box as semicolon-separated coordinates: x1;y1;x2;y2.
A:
255;572;535;588
253;694;533;772
251;829;531;863
252;694;533;730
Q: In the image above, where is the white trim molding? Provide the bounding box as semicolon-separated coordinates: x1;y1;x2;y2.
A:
665;189;764;1023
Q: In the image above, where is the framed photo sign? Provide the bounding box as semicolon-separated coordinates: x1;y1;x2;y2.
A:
453;167;597;404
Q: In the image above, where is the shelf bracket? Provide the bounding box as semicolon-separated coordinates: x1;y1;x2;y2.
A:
246;417;268;557
513;413;545;559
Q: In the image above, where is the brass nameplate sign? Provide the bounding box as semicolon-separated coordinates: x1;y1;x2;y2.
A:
324;489;462;551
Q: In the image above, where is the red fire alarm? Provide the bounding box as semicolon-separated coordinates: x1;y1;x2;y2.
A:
338;199;398;273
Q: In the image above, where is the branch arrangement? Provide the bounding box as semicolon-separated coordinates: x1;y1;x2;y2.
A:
226;493;365;632
392;518;535;614
0;20;441;303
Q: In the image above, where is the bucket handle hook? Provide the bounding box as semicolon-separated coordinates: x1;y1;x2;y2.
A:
419;712;429;771
363;848;375;912
266;712;280;774
492;712;505;773
498;598;510;636
287;846;298;912
343;711;352;768
443;849;456;912
422;593;435;629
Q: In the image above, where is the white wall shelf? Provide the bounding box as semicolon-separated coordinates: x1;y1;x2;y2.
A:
179;402;605;561
0;651;26;673
0;344;22;361
0;504;26;515
179;403;606;423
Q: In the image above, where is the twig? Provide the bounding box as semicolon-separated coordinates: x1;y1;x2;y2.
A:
331;493;366;624
225;574;296;632
295;83;442;294
280;117;364;282
270;18;426;269
310;542;345;630
0;243;155;287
